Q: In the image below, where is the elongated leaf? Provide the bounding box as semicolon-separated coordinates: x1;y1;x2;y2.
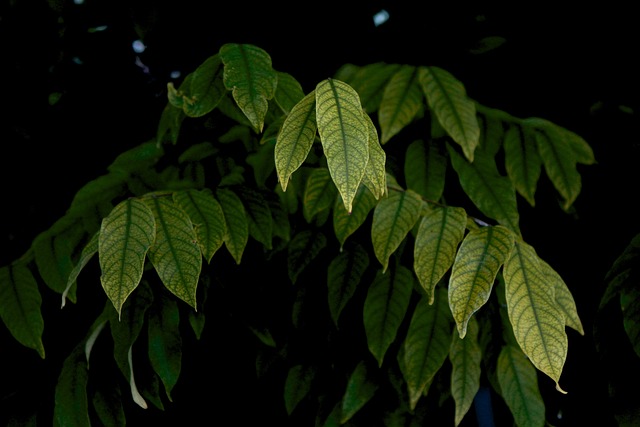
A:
340;360;379;423
284;364;315;415
378;65;423;143
419;66;480;161
327;243;370;326
600;233;640;309
62;231;99;308
303;168;338;223
361;112;387;199
233;186;273;250
316;78;370;213
54;344;90;427
621;285;640;359
185;54;225;117
497;345;546;427
447;143;520;235
0;263;45;358
148;296;182;401
414;206;467;304
274;71;305;114
477;109;506;158
504;123;542;207
144;196;202;309
333;184;378;250
173;189;226;263
275;90;317;191
156;102;186;145
92;381;125;427
526;117;595;165
449;225;515;338
371;189;424;272
402;289;452;410
288;229;327;284
335;62;402;113
449;317;481;427
216;187;249;265
404;139;447;202
540;259;584;335
363;265;413;366
220;43;277;133
503;240;568;393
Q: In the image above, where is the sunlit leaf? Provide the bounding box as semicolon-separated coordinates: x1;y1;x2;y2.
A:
333;184;378;250
414;206;467;305
340;360;379;423
62;231;99;308
404;139;447;202
99;198;155;318
54;344;90;427
284;364;315;415
327;243;370;326
216;187;249;265
378;65;423;144
274;71;305;114
371;189;424;272
303;168;337;223
449;317;481;427
504;123;542;207
288;229;327;284
316;78;369;213
148;295;182;401
361;112;387;199
363;265;413;367
449;225;515;338
540;259;584;335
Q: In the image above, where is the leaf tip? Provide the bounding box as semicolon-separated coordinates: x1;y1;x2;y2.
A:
555;382;567;395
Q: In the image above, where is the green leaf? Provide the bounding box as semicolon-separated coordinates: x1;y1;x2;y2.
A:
414;206;467;304
621;285;640;360
148;295;182;401
327;243;370;327
600;233;640;309
378;65;423;143
246;136;276;188
316;78;370;213
173;189;226;264
527;117;596;165
447;143;521;235
504;123;542;207
503;240;568;393
334;62;402;113
216;187;249;265
53;344;90;427
156;102;186;145
287;229;327;284
404;139;447;202
0;263;45;358
497;344;546;427
284;364;315;415
340;360;379;423
363;265;413;367
540;259;584;335
143;196;202;310
108;140;165;176
333;184;378;250
62;231;99;308
303;168;337;223
92;382;126;427
361;112;387;199
402;289;452;410
419;66;480;161
449;225;515;338
99;198;156;317
477;108;506;158
184;54;225;117
449;317;482;427
220;43;277;133
274;71;305;114
275;90;317;191
371;189;424;272
234;186;273;250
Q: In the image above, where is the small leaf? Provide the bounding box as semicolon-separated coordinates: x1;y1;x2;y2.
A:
303;168;337;223
361;112;387;199
185;54;225;117
156;102;186;145
54;344;90;427
404;139;447;202
378;65;423;143
287;229;327;284
340;360;379;423
148;296;182;401
504;123;542;207
216;187;249;265
327;243;370;327
234;186;273;250
284;364;315;415
333;184;378;250
449;317;482;427
62;231;99;308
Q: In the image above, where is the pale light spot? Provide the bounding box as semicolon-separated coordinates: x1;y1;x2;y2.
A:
373;9;390;27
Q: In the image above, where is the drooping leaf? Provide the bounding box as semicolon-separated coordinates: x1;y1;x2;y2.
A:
148;295;182;401
449;317;482;427
414;206;467;305
233;185;273;250
340;360;379;424
497;344;546;427
334;62;402;113
363;265;414;367
504;123;542;207
274;71;305;114
275;90;317;191
246;135;276;187
419;66;480;161
371;189;424;272
327;243;370;326
303;168;338;223
53;344;90;427
91;380;126;427
0;263;45;358
143;195;202;310
449;225;515;338
477;108;506;158
220;43;277;133
503;240;568;393
333;184;378;250
600;233;640;309
216;187;249;265
284;364;315;415
287;229;327;284
316;78;370;213
62;231;99;308
404;139;447;202
378;65;423;144
526;117;596;165
361;112;387;199
540;259;584;335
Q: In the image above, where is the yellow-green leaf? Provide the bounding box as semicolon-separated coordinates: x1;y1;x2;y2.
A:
378;65;423;144
540;259;584;335
316;78;370;213
361;112;387;199
371;189;424;272
503;240;568;393
327;243;370;327
449;317;482;427
62;231;99;308
176;54;225;117
449;225;516;338
275;90;317;191
404;139;447;202
526;117;595;165
504;123;542;207
274;71;305;114
99;198;156;318
419;66;480;161
340;360;379;424
333;184;378;250
216;188;249;265
220;43;277;133
303;168;337;223
497;344;546;427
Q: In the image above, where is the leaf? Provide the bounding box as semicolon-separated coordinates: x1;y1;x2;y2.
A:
419;66;480;161
234;185;273;250
449;225;516;338
220;43;277;133
503;240;568;393
287;229;327;284
184;54;225;117
316;78;370;213
274;71;305;114
144;195;202;310
363;265;413;367
284;364;315;415
173;189;226;263
371;189;424;272
449;317;482;427
477;109;506;158
540;259;584;335
340;360;379;423
600;233;640;309
156;102;186;145
334;62;402;113
303;168;338;223
148;295;182;401
404;139;447;202
327;243;370;327
504;123;542;207
275;90;317;191
361;112;387;199
99;198;156;318
62;231;99;308
246;136;276;187
402;289;452;410
216;187;249;265
378;65;423;143
53;344;90;427
497;345;546;427
333;184;378;250
527;117;596;165
414;206;467;304
621;285;640;359
108;140;164;176
447;143;521;235
0;263;45;358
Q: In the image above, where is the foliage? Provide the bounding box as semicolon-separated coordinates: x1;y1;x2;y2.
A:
1;42;602;426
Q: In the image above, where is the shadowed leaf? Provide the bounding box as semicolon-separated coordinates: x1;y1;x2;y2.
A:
378;65;423;144
449;317;481;426
327;243;370;326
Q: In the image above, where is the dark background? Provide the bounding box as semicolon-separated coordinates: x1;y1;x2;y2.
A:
2;1;639;425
